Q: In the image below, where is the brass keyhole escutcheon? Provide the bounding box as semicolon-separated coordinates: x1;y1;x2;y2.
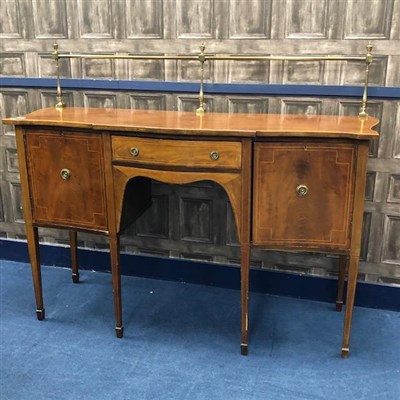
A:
130;147;139;157
60;168;71;180
210;151;219;161
296;184;308;197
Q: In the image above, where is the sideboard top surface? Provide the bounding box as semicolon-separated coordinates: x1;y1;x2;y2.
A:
3;107;379;140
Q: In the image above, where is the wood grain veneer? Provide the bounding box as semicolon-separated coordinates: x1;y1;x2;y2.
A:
253;142;355;251
25;130;108;231
3;108;379;140
112;136;242;169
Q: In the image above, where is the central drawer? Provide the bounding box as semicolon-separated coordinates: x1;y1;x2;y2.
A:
112;136;242;169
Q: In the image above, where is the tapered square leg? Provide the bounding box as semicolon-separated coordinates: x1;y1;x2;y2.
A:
341;256;359;358
109;233;123;339
336;255;348;312
16;129;45;321
240;244;250;356
69;231;79;284
239;139;252;356
26;225;45;321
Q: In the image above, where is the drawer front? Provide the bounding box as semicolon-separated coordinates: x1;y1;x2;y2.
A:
112;136;242;169
253;142;355;250
26;131;107;231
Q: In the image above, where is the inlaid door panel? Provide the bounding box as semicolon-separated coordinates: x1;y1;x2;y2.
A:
253;142;356;250
25;130;107;231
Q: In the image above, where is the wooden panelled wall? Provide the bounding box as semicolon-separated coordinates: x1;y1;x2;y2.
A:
1;0;399;285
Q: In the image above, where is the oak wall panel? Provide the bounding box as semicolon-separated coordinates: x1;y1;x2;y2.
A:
177;0;215;39
77;0;114;39
344;0;394;39
32;0;68;39
0;0;23;38
126;0;164;39
229;0;272;39
285;0;329;39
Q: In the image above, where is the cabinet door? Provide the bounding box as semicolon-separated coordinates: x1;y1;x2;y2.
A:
25;130;107;231
253;142;356;251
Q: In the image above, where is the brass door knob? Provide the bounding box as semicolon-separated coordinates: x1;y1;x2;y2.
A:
210;151;219;161
130;147;139;157
60;168;71;180
296;184;308;197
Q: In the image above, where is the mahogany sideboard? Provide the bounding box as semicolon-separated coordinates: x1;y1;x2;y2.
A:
4;107;379;357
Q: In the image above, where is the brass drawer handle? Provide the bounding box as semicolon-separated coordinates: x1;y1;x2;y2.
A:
296;184;308;197
130;147;139;157
210;151;219;161
60;168;71;180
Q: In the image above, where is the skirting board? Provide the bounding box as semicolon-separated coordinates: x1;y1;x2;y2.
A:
1;238;399;312
1;77;400;99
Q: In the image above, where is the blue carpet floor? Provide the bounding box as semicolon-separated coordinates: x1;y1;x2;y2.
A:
1;260;399;400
